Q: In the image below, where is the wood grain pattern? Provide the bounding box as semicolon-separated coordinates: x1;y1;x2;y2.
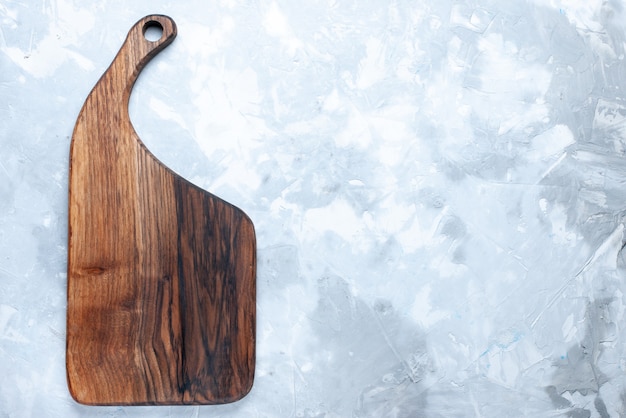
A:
66;15;256;405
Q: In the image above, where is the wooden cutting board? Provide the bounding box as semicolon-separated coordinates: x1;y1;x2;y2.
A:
66;15;256;405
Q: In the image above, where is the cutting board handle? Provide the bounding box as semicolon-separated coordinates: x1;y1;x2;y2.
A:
105;15;177;102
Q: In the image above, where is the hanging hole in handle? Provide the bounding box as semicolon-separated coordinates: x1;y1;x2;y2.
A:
143;21;164;42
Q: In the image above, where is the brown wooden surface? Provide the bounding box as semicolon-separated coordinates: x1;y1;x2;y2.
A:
66;15;256;405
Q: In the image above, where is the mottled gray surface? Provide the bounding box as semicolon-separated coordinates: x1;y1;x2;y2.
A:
3;0;626;416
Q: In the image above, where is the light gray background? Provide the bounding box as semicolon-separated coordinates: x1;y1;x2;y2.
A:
3;0;626;416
